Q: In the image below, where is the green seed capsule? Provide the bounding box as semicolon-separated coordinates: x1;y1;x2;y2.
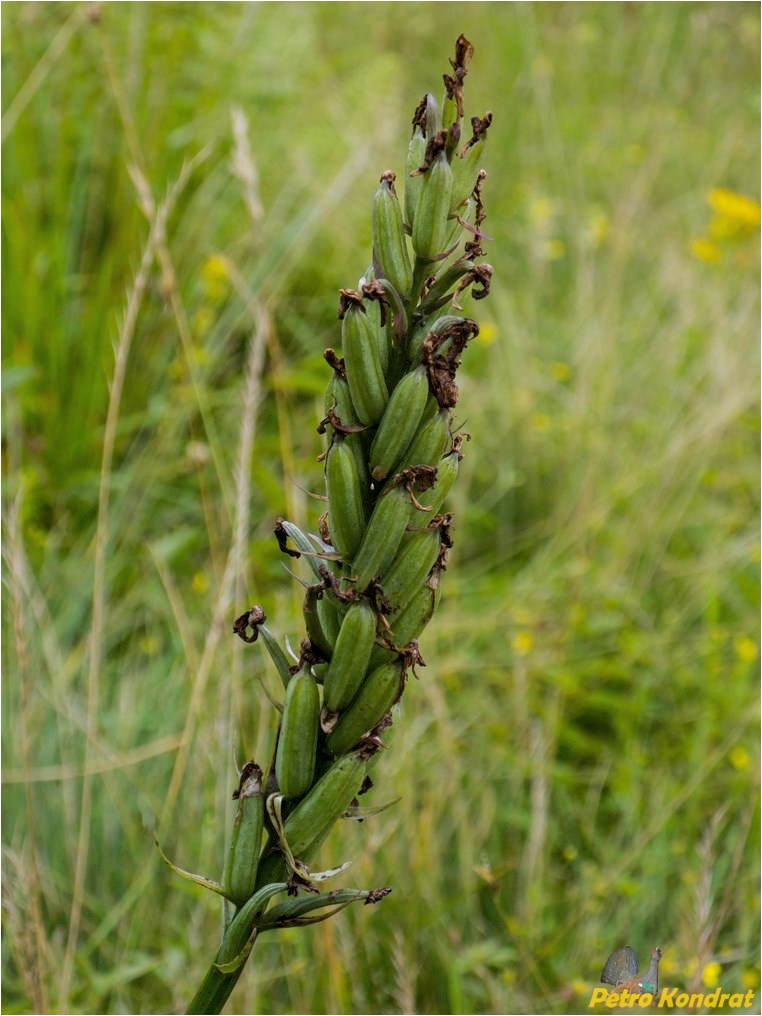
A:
351;484;413;591
283;752;367;858
316;594;342;649
275;670;320;799
408;449;460;524
408;313;467;362
326;662;405;756
369;581;440;670
379;528;442;611
342;300;389;426
425;92;442;137
323;600;378;713
405;126;426;228
412;151;453;261
369;367;430;481
449;140;486;215
373;172;413;297
223;764;265;907
326;437;367;559
400;408;451;471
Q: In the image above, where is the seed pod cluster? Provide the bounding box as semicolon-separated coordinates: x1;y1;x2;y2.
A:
217;32;492;944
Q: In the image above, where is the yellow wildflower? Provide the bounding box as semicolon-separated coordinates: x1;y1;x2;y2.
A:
542;238;566;261
550;360;571;382
529;194;557;229
689;237;721;263
201;254;231;303
734;636;758;662
476;320;497;345
531;412;552;433
729;745;750;771
512;631;533;656
702;961;722;989
192;571;209;595
706;188;761;228
742;969;760;990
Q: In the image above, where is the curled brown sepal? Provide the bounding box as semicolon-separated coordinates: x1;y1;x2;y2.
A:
274;518;303;559
411;94;427;135
428;512;455;549
451;263;493;310
459;111;493;157
287;869;321;898
366;578;394;618
360;279;390;328
421;318;480;409
323;348;346;378
394;465;438;511
233;605;266;643
365;887;393;905
398;640;426;679
357;713;396;758
289;638;326;675
317;563;359;605
446;120;461;158
338;288;365;319
451;432;468;460
318;512;331;546
379;169;397;196
443;34;475;119
362;278;408;344
411;129;448;176
232;761;263;801
473;169;488;231
317;406;369;436
435;543;451;575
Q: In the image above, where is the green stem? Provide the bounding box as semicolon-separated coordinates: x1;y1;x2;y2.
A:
186;958;248;1015
186;854;286;1013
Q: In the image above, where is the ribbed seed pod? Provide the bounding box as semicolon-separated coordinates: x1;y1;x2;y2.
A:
316;594;342;649
408;449;460;524
369;580;441;670
400;408;451;470
342;298;389;425
425;92;442;137
275;671;320;799
282;752;367;858
323;599;378;712
351;484;414;590
222;764;265;907
405;125;426;228
369;367;430;481
326;437;367;559
412;151;453;261
326;661;405;756
373;172;413;297
449;144;485;215
378;527;442;611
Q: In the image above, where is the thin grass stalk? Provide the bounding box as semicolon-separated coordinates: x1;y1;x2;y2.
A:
177;36;495;1015
60;157;198;1009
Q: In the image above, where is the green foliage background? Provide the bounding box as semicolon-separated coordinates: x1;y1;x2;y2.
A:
2;3;759;1014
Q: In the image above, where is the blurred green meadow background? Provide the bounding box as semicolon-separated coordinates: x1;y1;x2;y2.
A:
2;3;759;1014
